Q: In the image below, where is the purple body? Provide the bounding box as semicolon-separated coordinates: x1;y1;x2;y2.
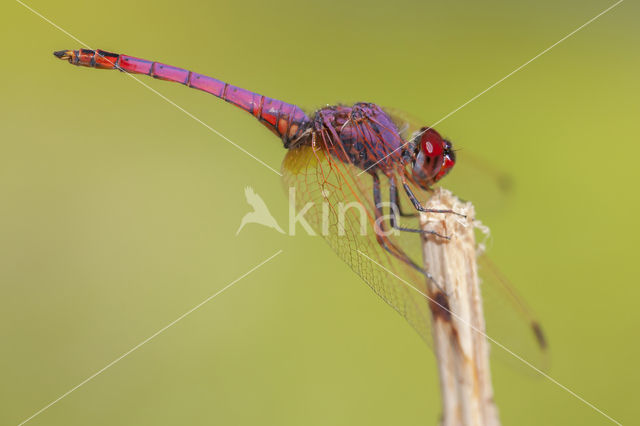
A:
56;49;406;173
308;103;404;173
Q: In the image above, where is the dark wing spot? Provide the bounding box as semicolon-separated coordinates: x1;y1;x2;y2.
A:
532;321;547;350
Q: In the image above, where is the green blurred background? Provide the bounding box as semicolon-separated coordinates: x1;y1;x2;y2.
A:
1;0;638;424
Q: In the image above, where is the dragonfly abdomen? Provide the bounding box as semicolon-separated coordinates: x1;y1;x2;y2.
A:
54;49;310;146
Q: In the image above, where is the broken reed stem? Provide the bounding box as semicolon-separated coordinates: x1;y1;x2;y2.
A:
420;188;499;426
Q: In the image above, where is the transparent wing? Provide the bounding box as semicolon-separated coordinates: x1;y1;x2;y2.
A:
282;142;435;346
386;106;549;370
478;256;550;372
282;108;548;371
383;106;423;138
385;106;514;203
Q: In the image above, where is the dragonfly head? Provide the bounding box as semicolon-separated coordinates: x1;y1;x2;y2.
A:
409;127;456;189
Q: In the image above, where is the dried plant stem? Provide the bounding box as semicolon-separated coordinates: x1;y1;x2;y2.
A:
420;188;499;426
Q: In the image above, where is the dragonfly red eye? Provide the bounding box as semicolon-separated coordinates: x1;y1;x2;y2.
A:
420;128;444;158
435;152;455;181
411;128;455;187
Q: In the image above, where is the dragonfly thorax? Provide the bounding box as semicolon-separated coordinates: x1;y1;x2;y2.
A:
308;103;407;172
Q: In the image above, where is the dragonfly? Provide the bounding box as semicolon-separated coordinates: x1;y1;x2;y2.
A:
54;48;547;368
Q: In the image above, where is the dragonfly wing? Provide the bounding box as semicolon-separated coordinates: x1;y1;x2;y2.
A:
381;168;549;369
282;143;435;346
282;109;548;373
384;106;513;198
375;149;550;370
478;256;550;372
382;106;424;139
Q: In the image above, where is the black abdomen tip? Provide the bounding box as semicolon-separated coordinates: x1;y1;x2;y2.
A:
53;50;74;61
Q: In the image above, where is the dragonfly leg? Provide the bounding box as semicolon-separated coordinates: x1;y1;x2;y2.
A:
389;176;450;240
401;176;466;218
371;172;389;236
371;174;447;294
393;184;418;218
